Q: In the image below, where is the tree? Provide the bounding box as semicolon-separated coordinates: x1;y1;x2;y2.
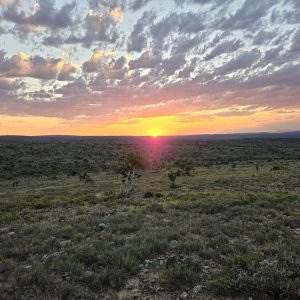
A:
115;152;144;197
167;169;181;188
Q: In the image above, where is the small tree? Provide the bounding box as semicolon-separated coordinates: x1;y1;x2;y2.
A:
116;152;144;197
167;169;181;188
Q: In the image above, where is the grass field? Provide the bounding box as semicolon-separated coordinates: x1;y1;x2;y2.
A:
1;138;300;299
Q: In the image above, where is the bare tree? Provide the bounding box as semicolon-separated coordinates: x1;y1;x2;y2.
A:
116;152;144;198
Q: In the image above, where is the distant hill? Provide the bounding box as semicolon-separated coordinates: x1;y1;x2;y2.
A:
0;131;300;142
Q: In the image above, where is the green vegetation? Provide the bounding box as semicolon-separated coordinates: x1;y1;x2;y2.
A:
167;170;179;188
0;137;300;299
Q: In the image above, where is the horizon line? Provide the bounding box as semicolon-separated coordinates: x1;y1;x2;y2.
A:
1;130;300;138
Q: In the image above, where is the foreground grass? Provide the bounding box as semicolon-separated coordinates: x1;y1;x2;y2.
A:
0;159;300;299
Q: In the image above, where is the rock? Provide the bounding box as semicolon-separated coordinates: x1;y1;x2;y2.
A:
192;285;203;294
41;250;65;262
180;292;188;299
149;284;161;293
293;228;300;235
98;223;108;230
169;240;178;248
24;265;32;269
166;255;177;269
144;259;152;268
84;271;94;277
59;240;71;247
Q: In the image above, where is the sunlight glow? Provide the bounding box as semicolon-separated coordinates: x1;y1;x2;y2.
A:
147;128;162;137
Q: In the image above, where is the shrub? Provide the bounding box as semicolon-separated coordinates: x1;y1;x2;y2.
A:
167;170;181;188
144;191;154;198
160;264;199;289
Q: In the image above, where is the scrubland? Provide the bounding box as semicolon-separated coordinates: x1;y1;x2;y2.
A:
0;137;300;299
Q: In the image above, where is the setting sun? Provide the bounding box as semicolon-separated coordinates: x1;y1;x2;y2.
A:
147;128;162;137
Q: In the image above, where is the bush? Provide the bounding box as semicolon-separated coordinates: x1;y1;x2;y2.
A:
144;191;154;198
160;264;199;289
212;251;300;297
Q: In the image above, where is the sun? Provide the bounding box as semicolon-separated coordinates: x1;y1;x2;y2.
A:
147;128;162;138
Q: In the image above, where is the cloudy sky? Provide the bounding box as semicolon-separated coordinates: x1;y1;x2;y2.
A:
0;0;299;135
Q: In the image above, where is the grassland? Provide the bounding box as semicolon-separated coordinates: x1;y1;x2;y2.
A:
0;137;300;299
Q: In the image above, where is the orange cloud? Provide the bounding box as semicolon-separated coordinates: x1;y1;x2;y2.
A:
0;52;76;80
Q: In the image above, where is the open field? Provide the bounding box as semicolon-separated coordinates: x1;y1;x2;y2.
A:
1;137;300;299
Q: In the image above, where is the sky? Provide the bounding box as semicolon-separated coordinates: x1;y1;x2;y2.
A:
0;0;299;136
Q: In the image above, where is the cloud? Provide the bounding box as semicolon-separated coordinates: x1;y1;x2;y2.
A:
88;0;125;10
0;0;12;5
218;0;275;31
253;29;276;45
245;63;300;89
129;50;162;69
0;77;21;90
0;0;299;132
2;1;123;48
55;78;90;98
127;10;156;52
129;0;152;11
81;8;122;47
216;108;256;117
2;0;76;34
160;53;186;76
57;6;123;48
264;47;282;61
82;50;114;73
216;50;261;75
171;36;201;55
204;39;242;61
178;58;197;78
0;51;76;80
150;11;205;51
290;29;300;53
174;0;216;5
113;56;128;70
